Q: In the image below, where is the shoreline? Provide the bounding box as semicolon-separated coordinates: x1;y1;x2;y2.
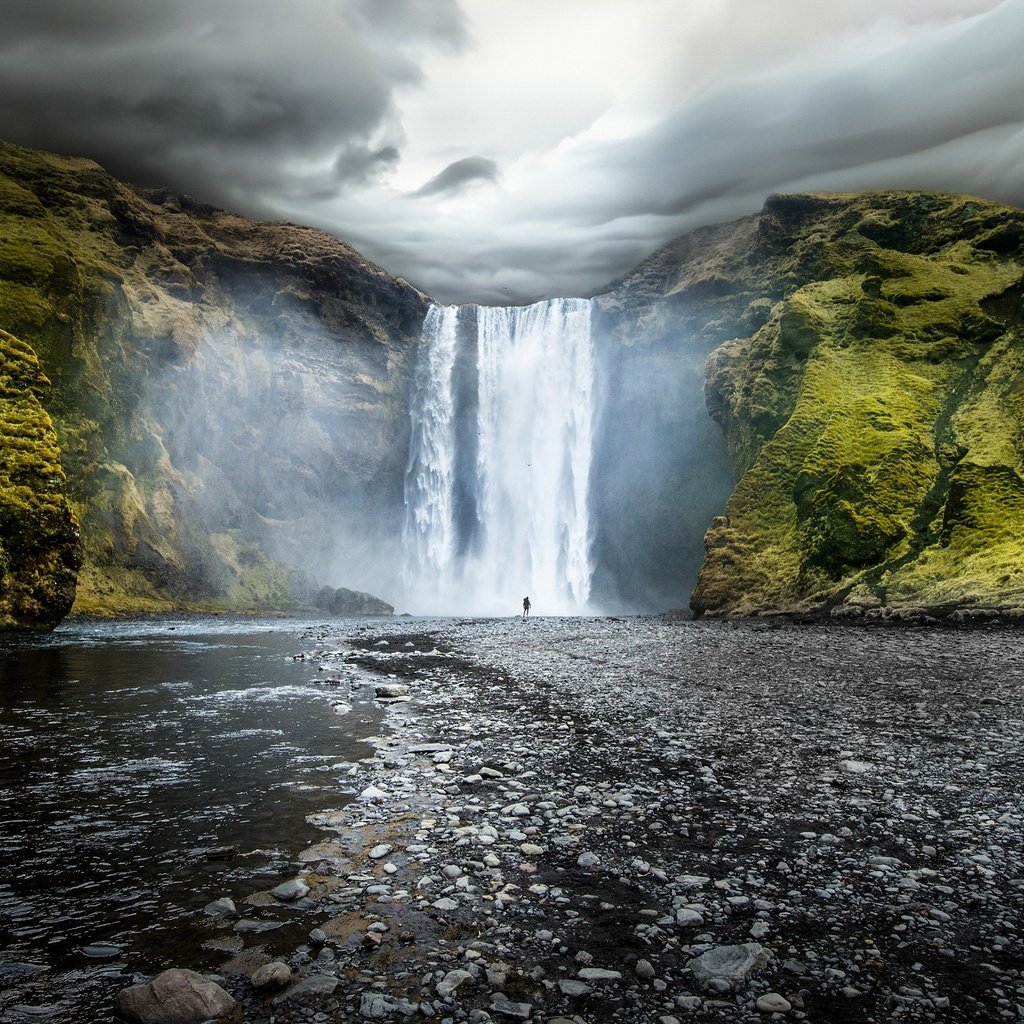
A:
4;616;1021;1023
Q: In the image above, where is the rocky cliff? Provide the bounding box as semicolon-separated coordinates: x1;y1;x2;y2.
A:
603;191;1024;620
0;140;426;627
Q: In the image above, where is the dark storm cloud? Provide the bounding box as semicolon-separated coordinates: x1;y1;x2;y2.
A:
411;156;499;197
562;0;1024;229
0;0;463;210
362;0;1024;303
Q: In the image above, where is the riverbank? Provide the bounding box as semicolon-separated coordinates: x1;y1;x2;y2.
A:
208;617;1023;1022
5;616;1023;1023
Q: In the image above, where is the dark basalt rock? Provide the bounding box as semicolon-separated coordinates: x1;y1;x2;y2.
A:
314;585;393;617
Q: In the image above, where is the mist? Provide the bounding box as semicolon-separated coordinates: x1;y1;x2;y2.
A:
401;298;735;615
133;307;414;610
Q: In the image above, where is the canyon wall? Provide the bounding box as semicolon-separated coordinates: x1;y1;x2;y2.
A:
0;140;425;627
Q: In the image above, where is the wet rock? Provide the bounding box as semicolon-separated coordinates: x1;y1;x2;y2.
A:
273;975;339;1002
250;962;292;991
81;943;122;958
436;969;474;998
360;990;399;1018
375;683;409;698
270;878;309;901
577;967;621;983
490;992;532;1019
114;968;239;1024
689;943;767;991
756;992;792;1013
203;898;236;918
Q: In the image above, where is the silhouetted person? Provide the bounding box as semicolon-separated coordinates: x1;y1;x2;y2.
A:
522;596;531;619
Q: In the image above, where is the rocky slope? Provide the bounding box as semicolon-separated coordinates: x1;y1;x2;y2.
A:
600;191;1024;620
0;140;426;627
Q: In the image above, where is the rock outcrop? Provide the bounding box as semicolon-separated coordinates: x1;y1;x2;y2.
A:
604;191;1024;619
0;327;80;628
314;585;394;616
0;139;426;618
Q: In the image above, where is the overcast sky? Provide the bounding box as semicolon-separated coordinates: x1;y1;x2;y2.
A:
0;0;1020;303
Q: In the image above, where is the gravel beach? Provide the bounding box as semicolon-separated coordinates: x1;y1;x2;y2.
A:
7;616;1023;1024
215;616;1024;1024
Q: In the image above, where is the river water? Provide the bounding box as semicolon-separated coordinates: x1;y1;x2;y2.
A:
0;617;384;986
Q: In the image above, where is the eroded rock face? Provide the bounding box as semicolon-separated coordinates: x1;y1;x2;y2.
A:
601;190;1024;619
0;139;427;620
0;328;80;629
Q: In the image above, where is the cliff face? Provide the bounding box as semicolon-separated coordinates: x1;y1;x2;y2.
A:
0;140;426;624
605;190;1024;620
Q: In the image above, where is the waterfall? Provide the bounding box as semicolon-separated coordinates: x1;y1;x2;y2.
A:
404;304;460;575
403;298;595;614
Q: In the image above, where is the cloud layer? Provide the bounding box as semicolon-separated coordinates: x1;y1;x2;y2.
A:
0;1;1019;303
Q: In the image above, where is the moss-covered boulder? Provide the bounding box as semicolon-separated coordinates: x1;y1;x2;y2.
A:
0;328;80;629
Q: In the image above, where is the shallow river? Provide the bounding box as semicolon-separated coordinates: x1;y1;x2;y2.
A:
0;617;382;979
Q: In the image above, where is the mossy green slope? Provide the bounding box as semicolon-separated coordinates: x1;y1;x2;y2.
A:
0;139;426;620
0;327;80;628
666;192;1024;619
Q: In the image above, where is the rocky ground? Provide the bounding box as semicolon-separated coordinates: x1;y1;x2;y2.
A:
6;616;1024;1023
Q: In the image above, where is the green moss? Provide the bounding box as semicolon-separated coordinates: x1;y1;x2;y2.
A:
0;327;81;629
692;191;1024;618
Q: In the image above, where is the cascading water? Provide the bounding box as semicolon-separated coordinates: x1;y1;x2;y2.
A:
403;298;595;614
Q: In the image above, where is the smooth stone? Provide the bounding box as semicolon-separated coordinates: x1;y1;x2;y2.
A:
557;979;592;997
577;967;621;983
114;968;238;1024
360;785;389;802
203;898;236;918
368;844;393;860
689;943;767;991
233;919;282;933
756;993;792;1013
250;962;292;991
271;878;309;901
436;969;474;998
273;975;339;1003
576;852;600;869
490;992;532;1019
375;684;409;698
675;909;704;928
81;943;122;958
432;897;458;911
635;959;656;980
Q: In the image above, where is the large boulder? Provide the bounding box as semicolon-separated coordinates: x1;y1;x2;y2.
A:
314;585;393;616
113;968;239;1024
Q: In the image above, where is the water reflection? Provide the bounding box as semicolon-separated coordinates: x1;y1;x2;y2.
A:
0;618;380;974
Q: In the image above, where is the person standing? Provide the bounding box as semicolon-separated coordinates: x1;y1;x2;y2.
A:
522;596;531;618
